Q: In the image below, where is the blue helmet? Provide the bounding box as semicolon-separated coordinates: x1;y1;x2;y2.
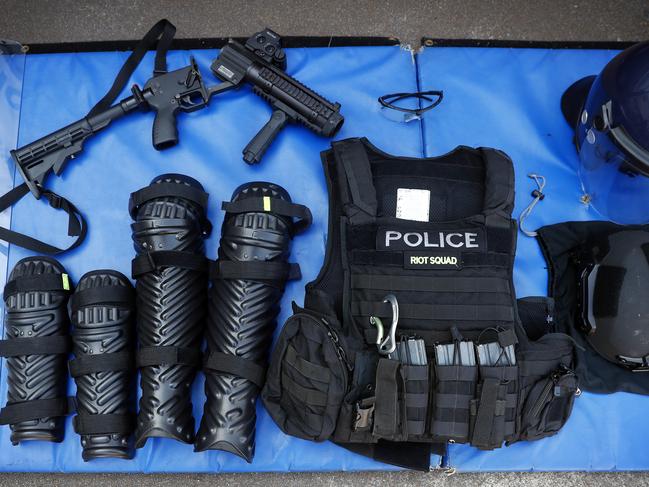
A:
562;42;649;224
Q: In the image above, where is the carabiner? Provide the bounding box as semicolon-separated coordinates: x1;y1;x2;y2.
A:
377;294;399;355
369;316;385;345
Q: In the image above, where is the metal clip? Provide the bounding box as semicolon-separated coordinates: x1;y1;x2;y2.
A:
373;294;399;355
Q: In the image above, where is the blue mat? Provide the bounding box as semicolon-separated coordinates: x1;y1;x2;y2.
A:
0;45;423;473
418;46;649;472
0;42;646;473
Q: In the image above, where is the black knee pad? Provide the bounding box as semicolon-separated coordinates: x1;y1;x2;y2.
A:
129;173;211;447
196;181;311;461
69;270;136;461
0;257;73;444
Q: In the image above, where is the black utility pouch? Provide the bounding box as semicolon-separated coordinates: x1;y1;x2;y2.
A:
370;360;431;442
261;305;352;442
372;358;407;441
469;364;518;450
519;366;578;441
431;365;477;443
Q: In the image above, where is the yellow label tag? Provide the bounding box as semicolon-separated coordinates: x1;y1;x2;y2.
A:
61;274;70;291
263;196;271;212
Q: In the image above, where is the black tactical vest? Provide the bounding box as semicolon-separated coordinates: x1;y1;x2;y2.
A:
262;138;578;470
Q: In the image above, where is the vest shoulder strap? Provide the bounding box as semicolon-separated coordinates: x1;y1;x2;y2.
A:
480;148;515;221
332;138;377;221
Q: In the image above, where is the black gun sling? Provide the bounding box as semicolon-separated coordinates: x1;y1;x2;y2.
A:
0;19;176;254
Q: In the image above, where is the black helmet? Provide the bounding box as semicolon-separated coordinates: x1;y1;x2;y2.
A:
578;230;649;370
562;42;649;224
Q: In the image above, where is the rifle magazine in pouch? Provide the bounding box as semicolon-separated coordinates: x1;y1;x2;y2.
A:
431;365;477;443
469;365;518;450
262;308;351;442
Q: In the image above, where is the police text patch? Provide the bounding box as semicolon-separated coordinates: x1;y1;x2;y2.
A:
376;227;485;251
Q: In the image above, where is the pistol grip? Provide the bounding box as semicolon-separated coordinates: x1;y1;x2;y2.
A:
152;107;179;150
243;110;288;164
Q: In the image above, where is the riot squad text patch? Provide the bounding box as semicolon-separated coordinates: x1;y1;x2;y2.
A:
376;227;485;251
404;251;462;269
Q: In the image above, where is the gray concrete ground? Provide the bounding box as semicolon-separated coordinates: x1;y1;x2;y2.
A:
0;0;647;47
2;471;649;486
1;0;648;485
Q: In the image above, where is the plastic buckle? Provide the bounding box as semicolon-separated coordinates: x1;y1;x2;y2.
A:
353;398;375;432
46;192;63;209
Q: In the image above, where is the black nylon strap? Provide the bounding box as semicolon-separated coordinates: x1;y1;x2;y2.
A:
131;251;207;278
88;19;176;117
69;285;134;312
0;336;71;357
69;351;133;377
352;301;515;322
136;346;201;368
203;352;266;388
209;260;301;282
128;183;209;218
471;377;500;449
4;272;69;299
0;396;75;425
222;198;313;235
0;183;87;255
73;412;134;435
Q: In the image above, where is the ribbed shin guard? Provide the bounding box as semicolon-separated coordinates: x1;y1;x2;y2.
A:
130;174;210;448
195;181;310;461
0;257;71;445
70;270;136;460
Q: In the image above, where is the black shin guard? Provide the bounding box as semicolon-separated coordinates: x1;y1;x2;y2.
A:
130;174;210;447
69;270;136;461
195;182;311;460
0;257;72;444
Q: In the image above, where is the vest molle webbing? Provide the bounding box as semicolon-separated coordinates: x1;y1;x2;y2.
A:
263;138;578;470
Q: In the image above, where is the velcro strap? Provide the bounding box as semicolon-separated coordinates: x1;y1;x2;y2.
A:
471;377;501;449
129;183;209;217
136;346;202;368
352;301;515;323
203;352;266;388
0;335;71;357
4;273;70;299
222;197;313;235
69;285;134;312
0;396;75;425
131;251;207;278
73;412;134;435
69;351;133;377
209;260;301;282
